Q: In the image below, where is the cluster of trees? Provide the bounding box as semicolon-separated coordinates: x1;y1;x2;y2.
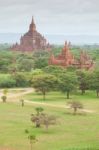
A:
31;107;56;131
0;65;98;98
31;66;99;99
0;50;49;73
0;46;98;97
26;102;85;150
25;107;56;150
0;44;99;74
0;73;29;88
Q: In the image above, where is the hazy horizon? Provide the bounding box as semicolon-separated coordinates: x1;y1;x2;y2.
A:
0;0;99;44
0;33;99;45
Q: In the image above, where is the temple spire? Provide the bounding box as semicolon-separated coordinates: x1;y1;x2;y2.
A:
63;41;68;51
29;16;36;32
65;41;67;47
31;16;34;24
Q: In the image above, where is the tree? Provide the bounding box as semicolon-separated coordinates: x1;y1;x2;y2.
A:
28;134;37;150
20;99;24;107
31;107;44;128
89;70;99;97
31;114;42;128
59;72;78;99
32;74;58;100
35;107;44;115
31;113;56;131
17;58;34;72
0;74;16;88
9;63;18;75
43;65;65;76
3;88;8;96
41;114;56;131
1;88;8;103
34;57;48;69
31;69;44;76
12;72;28;87
1;95;7;103
77;70;89;95
68;101;83;115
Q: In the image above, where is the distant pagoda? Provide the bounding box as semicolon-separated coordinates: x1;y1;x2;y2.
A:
49;41;94;70
12;17;51;52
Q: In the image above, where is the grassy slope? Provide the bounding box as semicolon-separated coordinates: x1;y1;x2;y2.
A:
0;90;99;150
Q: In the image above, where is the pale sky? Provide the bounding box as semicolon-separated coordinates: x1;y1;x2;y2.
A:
0;0;99;35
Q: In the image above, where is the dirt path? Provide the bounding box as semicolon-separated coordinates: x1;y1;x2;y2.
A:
0;88;34;102
0;88;94;113
24;100;94;113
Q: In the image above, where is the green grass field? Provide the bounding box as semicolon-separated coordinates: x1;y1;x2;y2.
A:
0;89;99;150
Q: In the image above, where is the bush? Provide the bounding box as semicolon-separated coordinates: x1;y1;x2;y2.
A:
12;72;29;87
1;95;7;103
0;74;16;88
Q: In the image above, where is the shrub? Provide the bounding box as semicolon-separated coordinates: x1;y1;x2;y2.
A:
1;95;7;103
0;74;16;88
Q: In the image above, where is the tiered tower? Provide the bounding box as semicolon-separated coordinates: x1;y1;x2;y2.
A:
12;17;51;52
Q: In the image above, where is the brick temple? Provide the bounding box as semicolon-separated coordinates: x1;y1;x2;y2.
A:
12;17;51;52
49;41;94;70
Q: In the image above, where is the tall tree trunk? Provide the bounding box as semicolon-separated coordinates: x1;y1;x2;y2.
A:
67;91;70;99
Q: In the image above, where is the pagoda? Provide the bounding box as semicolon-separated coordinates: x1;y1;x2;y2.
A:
12;17;51;52
49;41;75;67
49;41;94;70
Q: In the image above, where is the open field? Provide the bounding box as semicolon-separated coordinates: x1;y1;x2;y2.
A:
0;88;99;150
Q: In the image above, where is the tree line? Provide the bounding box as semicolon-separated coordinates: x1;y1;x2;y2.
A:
32;66;99;99
0;64;98;98
0;45;99;73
